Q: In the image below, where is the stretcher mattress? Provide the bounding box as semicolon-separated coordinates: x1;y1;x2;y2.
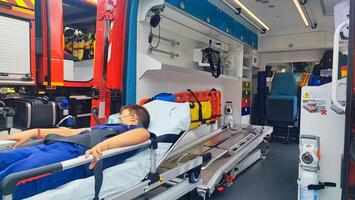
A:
25;100;190;200
26;144;171;200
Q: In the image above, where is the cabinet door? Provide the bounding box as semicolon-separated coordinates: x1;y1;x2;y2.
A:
242;90;251;98
167;0;195;15
243;81;251;90
249;30;258;49
194;0;220;26
242;98;251;107
231;20;243;41
223;12;236;35
241;107;251;116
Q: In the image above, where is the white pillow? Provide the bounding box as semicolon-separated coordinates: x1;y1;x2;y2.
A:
107;101;191;137
144;100;190;136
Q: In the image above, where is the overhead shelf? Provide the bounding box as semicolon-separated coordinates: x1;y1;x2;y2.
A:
243;54;252;59
139;62;242;81
252;66;260;69
243;66;252;71
163;65;242;81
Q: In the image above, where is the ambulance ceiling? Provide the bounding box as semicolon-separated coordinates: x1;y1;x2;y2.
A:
321;0;344;15
210;0;346;35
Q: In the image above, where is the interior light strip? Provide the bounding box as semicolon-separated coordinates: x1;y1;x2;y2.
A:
220;0;266;33
233;0;271;31
292;0;310;26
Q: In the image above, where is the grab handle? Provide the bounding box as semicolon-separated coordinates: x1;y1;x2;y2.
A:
331;20;349;113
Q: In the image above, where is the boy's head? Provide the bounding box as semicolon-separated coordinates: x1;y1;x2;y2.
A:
119;104;150;129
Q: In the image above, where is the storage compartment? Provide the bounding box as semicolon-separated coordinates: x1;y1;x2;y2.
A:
241;98;251;107
0;15;31;81
63;1;96;82
69;96;92;128
242;81;251;90
4;98;56;129
241;107;250;116
242;90;251;98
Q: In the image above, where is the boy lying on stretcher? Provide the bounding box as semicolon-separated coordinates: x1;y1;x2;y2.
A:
0;104;150;200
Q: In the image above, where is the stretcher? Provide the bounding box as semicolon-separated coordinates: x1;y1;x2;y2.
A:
0;101;204;200
0;100;272;200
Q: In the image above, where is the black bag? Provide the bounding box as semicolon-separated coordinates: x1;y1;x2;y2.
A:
4;97;56;129
202;40;221;78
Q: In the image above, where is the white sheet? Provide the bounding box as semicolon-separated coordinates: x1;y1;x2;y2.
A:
26;101;190;200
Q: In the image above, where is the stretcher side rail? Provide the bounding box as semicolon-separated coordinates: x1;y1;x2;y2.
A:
0;140;152;200
0;139;45;149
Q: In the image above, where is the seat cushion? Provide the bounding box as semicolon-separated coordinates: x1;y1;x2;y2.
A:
267;95;298;122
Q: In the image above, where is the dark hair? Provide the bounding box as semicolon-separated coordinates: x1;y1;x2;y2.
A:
120;104;150;129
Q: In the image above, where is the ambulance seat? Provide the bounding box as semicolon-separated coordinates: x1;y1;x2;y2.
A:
267;72;298;127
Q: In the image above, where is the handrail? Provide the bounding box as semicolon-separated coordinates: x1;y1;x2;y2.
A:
0;141;15;148
331;20;349;113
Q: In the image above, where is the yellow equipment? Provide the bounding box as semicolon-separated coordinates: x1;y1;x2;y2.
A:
190;100;212;129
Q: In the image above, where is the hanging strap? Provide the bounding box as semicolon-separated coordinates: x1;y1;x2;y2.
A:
187;89;205;124
157;134;179;143
44;129;118;148
44;129;119;200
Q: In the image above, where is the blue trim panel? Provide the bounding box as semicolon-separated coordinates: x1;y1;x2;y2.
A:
166;0;258;49
125;0;140;104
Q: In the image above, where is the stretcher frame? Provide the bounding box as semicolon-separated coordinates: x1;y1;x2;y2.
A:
0;125;272;200
0;134;203;200
198;126;273;198
160;125;273;199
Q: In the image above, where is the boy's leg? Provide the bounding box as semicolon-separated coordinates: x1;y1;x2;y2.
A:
0;143;82;181
0;143;86;199
0;146;41;172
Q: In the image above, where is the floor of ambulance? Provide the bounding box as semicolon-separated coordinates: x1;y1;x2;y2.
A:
210;142;299;200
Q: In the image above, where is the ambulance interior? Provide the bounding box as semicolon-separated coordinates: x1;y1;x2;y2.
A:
134;0;351;199
205;0;350;199
0;0;353;200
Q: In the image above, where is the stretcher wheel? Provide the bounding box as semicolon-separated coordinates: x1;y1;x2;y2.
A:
188;167;201;183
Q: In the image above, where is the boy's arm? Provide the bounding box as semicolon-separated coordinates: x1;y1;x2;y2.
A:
85;128;150;169
4;128;90;148
100;128;150;150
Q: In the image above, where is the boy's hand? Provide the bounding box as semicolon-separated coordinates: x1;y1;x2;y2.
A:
5;132;34;149
85;143;108;169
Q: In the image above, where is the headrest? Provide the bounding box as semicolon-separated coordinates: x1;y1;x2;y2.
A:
107;101;190;137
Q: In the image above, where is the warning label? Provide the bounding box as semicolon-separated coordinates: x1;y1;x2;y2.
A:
303;92;311;99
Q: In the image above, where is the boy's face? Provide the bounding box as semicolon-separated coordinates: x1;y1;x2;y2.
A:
119;109;139;125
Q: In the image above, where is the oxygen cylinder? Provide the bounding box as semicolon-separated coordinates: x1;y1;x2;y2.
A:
73;39;78;58
72;30;79;58
77;38;84;61
299;168;319;200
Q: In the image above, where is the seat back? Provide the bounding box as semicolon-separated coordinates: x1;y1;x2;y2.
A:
270;72;297;96
267;72;298;125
